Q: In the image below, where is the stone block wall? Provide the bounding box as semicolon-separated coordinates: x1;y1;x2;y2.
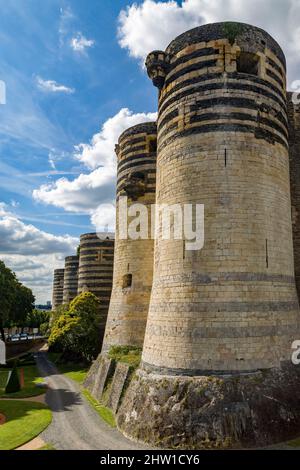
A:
288;93;300;299
63;255;79;304
52;268;65;310
78;233;114;340
102;122;157;351
142;22;300;373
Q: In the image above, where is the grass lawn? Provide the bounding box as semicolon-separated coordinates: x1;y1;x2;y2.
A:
0;362;44;398
82;388;116;428
0;400;52;450
47;352;88;384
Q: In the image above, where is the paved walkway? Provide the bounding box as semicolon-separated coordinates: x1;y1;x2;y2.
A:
35;352;149;450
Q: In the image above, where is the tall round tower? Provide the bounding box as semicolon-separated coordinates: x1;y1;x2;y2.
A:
288;93;300;299
118;22;300;448
142;22;299;373
63;255;79;304
102;122;157;352
52;268;65;310
78;233;114;323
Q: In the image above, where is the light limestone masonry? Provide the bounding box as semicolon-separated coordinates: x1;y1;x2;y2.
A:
288;94;300;300
78;233;114;323
63;255;79;304
102;122;157;351
142;22;300;373
52;268;65;310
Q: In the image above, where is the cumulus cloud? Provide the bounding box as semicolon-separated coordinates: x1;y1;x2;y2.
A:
36;76;75;94
33;167;115;213
90;203;116;233
75;108;157;170
117;0;300;83
33;108;157;226
0;203;77;255
70;32;95;53
0;203;78;303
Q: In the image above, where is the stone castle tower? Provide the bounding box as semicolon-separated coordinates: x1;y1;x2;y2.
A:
117;22;300;448
288;93;300;299
78;233;114;338
141;22;299;373
51;268;64;310
63;255;79;304
102;122;157;352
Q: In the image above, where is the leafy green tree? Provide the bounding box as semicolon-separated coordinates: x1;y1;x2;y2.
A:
0;261;17;341
48;292;100;361
11;283;35;327
26;309;50;328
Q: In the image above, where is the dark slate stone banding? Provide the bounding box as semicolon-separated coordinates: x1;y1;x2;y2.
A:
165;22;286;69
153;272;296;284
158;122;288;150
164;58;218;87
149;300;299;313
159;74;287;115
118;122;157;143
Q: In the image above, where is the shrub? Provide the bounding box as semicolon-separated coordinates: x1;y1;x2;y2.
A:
48;292;101;361
5;361;21;393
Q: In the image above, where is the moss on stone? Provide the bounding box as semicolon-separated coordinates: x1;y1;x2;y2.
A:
222;22;243;45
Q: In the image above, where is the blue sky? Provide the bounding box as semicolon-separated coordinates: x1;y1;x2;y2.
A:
0;0;299;302
0;0;156;238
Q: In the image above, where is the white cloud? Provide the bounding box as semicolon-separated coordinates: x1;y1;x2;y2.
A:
70;32;95;53
118;0;202;64
0;203;77;256
33;108;157;225
117;0;300;84
0;203;78;303
33;167;115;213
59;6;74;47
75;108;157;170
91;203;116;233
36;76;75;94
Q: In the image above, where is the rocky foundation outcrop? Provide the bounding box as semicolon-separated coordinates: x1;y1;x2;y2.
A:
117;364;300;449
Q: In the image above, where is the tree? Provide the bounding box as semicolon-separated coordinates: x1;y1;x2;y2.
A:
11;283;35;327
0;261;17;341
26;309;50;328
48;292;101;361
0;260;35;340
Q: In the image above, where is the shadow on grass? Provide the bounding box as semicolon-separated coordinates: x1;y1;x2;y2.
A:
0;400;52;450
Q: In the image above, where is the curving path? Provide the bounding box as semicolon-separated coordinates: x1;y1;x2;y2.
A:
34;352;149;450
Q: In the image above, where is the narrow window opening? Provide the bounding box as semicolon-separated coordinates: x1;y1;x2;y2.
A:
265;239;269;268
224;148;227;167
147;137;157;153
237;52;259;76
122;273;132;288
183;240;186;259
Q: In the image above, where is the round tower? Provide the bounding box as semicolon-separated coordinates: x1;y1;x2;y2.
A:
78;233;114;322
52;268;65;310
102;122;157;352
63;255;79;304
117;22;300;448
142;21;299;373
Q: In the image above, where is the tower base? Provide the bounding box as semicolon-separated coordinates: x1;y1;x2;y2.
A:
117;364;300;449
